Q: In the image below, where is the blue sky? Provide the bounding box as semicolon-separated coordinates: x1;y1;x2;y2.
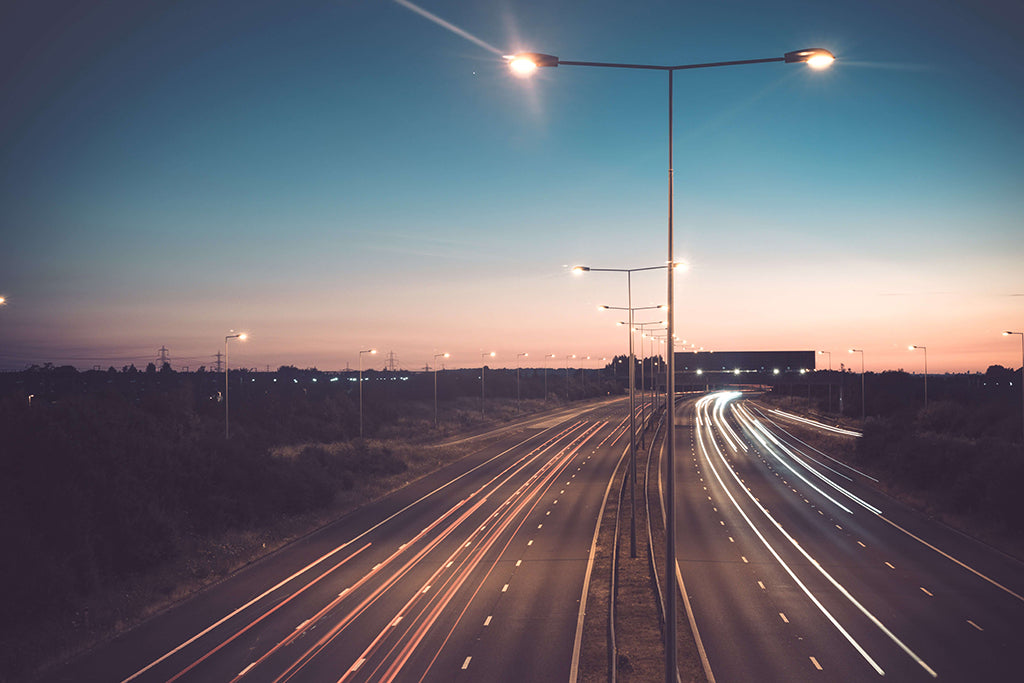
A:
1;0;1022;373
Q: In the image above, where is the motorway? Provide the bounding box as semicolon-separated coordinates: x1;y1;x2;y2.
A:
672;391;1024;682
42;399;634;683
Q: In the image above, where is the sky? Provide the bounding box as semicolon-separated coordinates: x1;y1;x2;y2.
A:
1;0;1022;374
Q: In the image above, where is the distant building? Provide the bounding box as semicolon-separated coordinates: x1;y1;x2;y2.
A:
676;350;815;374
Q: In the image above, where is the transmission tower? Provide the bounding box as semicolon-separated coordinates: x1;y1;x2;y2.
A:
157;345;170;368
386;350;400;371
214;350;224;373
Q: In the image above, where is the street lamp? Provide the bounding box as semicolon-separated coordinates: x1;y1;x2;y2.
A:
511;47;833;680
908;345;928;409
818;350;832;413
434;352;450;428
564;354;576;401
481;351;496;415
1003;331;1024;442
359;348;377;438
516;352;529;414
543;353;556;400
224;332;248;439
849;348;865;421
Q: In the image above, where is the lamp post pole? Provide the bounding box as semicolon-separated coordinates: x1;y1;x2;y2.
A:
225;332;247;439
635;322;666;449
564;354;576;400
849;349;865;422
359;348;377;437
516;352;529;414
543;353;555;400
433;352;449;428
481;351;496;415
1004;331;1024;443
909;345;928;409
819;350;832;413
509;46;834;681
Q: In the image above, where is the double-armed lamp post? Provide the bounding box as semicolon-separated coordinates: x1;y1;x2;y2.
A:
508;46;834;681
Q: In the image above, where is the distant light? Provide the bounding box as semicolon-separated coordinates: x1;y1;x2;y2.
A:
330;377;339;382
312;378;317;382
696;369;703;375
238;333;248;341
773;368;780;375
734;369;741;375
572;265;589;274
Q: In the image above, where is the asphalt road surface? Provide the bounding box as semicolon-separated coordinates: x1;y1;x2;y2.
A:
41;399;635;683
672;391;1024;682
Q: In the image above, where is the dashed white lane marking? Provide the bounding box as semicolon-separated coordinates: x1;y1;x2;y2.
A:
885;562;895;570
920;587;933;597
515;559;522;567
295;619;309;631
757;581;766;590
239;662;257;676
857;541;866;548
967;620;984;632
810;656;823;671
728;537;735;543
741;556;748;563
462;656;472;670
502;584;509;593
527;540;533;546
484;616;492;626
538;524;543;529
422;585;431;593
349;659;365;673
779;612;789;623
836;525;843;530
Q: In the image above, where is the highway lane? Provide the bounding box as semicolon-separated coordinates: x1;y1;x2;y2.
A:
671;391;1024;682
40;399;635;683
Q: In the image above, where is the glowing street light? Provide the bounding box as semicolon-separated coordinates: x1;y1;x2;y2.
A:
481;351;496;415
908;345;928;409
848;348;865;421
511;47;833;679
1003;331;1024;443
516;352;529;414
564;354;576;401
359;348;377;438
224;332;248;439
434;352;450;428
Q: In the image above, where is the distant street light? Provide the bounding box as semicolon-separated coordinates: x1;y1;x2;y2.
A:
512;47;833;681
1003;331;1024;442
819;350;832;413
359;348;377;438
481;351;496;415
225;332;248;439
604;301;665;560
564;354;576;400
434;352;450;428
849;348;865;421
543;353;556;400
516;352;529;414
0;295;6;306
908;345;928;409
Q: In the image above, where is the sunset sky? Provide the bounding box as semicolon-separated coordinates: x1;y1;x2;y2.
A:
1;0;1022;374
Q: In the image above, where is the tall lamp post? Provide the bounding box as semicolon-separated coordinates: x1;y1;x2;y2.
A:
359;348;377;438
849;348;865;422
433;352;450;428
224;332;248;439
510;46;834;680
818;350;832;413
603;302;664;558
908;345;928;410
543;353;556;400
1004;331;1024;443
564;354;576;400
481;351;496;415
516;352;529;414
635;321;666;449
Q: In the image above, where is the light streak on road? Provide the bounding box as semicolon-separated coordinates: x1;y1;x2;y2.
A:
695;392;938;678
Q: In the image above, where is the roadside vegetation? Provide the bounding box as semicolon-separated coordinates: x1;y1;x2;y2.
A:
0;365;623;681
